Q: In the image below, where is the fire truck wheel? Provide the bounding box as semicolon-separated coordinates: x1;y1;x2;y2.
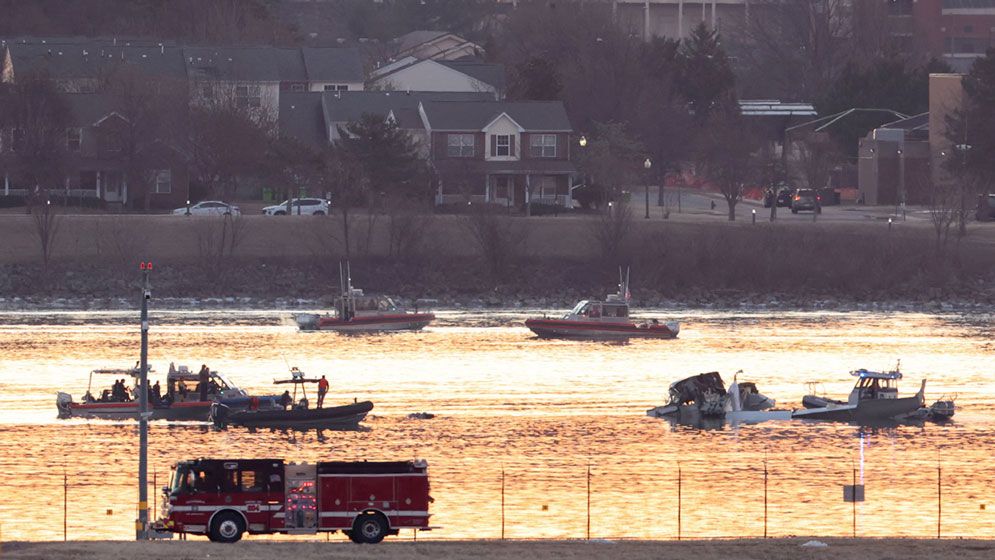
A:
209;511;245;543
352;513;388;544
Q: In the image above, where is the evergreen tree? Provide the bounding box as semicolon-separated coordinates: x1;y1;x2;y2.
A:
677;23;736;121
339;113;428;202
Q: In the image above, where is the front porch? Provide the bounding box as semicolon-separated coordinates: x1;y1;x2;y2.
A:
435;172;574;208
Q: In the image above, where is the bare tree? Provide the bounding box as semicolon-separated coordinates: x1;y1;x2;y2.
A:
923;172;959;255
588;201;633;262
189;84;273;202
30;198;61;277
195;213;249;290
696;101;760;221
318;146;368;259
460;207;530;279
5;72;71;198
102;65;187;210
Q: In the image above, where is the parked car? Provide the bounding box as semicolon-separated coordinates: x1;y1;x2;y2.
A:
977;194;995;222
790;189;821;214
763;187;793;208
262;198;331;216
172;200;240;216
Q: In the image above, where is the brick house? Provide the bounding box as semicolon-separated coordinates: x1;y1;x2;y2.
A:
421;100;577;209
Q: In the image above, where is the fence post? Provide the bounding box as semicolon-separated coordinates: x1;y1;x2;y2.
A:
586;463;591;541
500;468;505;540
63;472;68;542
851;467;857;538
937;464;942;539
677;463;682;541
764;459;767;539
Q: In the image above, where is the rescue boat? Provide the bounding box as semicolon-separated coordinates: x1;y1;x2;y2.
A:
210;367;373;430
294;262;435;333
525;268;680;340
56;365;279;422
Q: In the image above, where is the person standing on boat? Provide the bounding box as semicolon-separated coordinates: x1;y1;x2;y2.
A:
152;381;162;405
317;375;329;409
198;364;209;402
279;390;292;410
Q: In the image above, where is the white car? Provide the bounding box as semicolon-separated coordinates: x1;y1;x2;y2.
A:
262;198;331;216
172;201;241;216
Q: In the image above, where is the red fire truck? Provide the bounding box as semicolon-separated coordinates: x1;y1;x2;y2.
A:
156;458;433;544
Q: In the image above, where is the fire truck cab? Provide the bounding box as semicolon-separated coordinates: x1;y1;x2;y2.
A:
158;458;432;544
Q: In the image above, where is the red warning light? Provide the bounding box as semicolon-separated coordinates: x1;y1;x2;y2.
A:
139;262;154;270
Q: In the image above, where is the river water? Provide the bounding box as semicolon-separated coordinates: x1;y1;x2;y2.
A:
0;308;992;541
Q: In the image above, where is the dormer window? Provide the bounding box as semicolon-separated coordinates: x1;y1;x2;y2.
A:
494;134;511;157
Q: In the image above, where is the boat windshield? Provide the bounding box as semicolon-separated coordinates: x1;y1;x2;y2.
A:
570;300;590;315
379;297;398;311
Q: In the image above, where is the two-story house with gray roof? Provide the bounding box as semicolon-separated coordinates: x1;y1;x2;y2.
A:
420;100;577;209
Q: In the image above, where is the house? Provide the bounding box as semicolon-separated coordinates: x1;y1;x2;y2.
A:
422;100;576;209
278;93;577;210
392;30;484;61
185;46;365;118
1;93;190;210
370;58;505;99
2;38;365;117
279;90;494;154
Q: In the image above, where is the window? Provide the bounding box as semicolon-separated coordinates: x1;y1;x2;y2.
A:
67;128;81;152
447;133;475;157
290;83;305;92
495;134;511;156
235;85;261;108
240;470;265;492
538;176;558;198
154;169;172;194
530;134;557;158
946;36;979;54
323;84;349;91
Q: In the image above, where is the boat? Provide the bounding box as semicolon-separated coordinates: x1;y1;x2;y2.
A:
795;366;926;423
647;371;789;425
294;262;435;333
525;268;679;340
210;368;373;429
56;364;280;421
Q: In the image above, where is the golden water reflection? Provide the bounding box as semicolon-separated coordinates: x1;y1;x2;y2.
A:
0;309;991;540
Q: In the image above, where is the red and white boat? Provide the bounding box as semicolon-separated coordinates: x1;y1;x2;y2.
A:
525;269;680;340
56;365;253;422
295;263;434;333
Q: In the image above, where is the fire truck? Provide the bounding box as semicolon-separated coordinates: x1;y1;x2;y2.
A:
156;458;433;544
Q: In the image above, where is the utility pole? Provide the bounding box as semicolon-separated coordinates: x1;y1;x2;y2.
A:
136;262;152;540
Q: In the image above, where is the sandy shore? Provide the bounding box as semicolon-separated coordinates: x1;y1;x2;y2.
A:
3;539;994;560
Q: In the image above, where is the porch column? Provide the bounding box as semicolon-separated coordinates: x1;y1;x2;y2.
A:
96;171;102;199
122;177;128;205
3;173;8;196
485;174;491;202
678;0;684;39
566;175;574;208
525;174;531;217
711;0;717;29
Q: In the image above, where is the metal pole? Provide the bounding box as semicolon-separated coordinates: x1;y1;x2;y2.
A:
137;266;151;540
937;464;942;539
500;468;505;540
677;464;682;541
586;464;591;540
64;472;68;542
645;182;650;219
763;461;768;538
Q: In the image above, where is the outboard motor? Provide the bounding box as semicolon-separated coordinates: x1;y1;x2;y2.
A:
56;392;73;419
293;313;320;331
209;402;231;428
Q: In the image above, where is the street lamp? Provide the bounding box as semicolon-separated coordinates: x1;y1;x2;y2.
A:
579;135;588;148
643;157;652;219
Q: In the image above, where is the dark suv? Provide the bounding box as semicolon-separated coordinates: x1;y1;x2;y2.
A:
977;194;995;222
791;189;821;214
763;187;793;208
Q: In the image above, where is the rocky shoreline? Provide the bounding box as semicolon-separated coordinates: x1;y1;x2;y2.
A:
0;258;992;314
